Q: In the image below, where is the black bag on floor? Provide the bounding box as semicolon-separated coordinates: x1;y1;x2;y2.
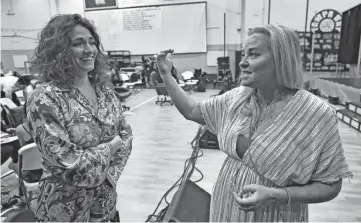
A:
1;196;35;222
197;82;206;92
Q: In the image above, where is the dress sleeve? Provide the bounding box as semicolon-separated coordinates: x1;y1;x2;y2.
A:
310;110;353;184
107;94;133;184
27;86;112;188
199;87;244;135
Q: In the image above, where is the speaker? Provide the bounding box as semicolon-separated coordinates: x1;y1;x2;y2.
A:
199;130;219;150
162;179;211;222
338;4;361;64
196;82;206;92
217;57;229;70
328;96;339;105
217;57;229;64
218;64;230;70
217;57;230;70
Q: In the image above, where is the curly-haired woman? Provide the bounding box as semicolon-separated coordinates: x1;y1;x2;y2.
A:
27;14;133;222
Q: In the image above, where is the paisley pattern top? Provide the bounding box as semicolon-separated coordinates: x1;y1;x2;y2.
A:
27;81;133;222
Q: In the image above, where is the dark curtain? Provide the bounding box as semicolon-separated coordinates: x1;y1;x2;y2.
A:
338;4;361;64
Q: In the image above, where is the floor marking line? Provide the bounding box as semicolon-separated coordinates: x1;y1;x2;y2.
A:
129;96;157;111
1;170;14;179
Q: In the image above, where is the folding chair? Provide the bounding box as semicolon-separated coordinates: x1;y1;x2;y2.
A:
129;73;143;93
155;86;173;106
150;72;173;106
17;143;43;205
0;98;18;109
0;144;40;222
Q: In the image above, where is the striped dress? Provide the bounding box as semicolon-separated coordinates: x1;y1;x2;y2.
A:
200;86;353;222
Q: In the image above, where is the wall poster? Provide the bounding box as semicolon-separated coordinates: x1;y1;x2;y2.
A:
298;31;349;72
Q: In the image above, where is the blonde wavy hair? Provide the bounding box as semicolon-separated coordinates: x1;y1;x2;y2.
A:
248;24;304;89
230;24;304;128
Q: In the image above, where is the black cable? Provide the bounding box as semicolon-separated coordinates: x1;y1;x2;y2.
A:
191;166;203;184
145;127;206;222
145;154;197;222
164;150;204;205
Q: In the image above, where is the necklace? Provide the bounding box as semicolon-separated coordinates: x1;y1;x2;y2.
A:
250;89;289;135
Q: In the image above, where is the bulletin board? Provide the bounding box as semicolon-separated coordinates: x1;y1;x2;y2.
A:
299;31;348;72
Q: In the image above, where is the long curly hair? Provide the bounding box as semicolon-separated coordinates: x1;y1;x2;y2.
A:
32;14;108;84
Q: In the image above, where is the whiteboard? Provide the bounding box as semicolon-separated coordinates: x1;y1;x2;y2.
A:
207;51;227;66
85;2;207;54
12;55;29;68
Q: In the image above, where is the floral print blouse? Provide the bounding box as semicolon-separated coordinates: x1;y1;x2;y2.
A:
27;81;133;222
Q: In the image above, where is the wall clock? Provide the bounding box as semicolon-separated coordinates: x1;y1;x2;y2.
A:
310;9;342;33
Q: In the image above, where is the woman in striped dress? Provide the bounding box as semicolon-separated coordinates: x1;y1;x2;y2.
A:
155;24;353;222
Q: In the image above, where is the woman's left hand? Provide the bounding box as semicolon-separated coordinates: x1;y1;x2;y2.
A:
155;50;173;76
232;184;277;212
5;128;16;136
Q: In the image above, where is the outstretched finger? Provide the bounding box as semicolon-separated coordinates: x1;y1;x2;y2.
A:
161;49;174;54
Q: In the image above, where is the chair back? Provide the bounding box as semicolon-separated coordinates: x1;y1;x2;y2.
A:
194;69;202;79
149;72;169;95
1;105;23;128
155;86;169;96
130;73;139;82
119;73;130;81
114;87;132;101
18;143;42;171
0;98;17;109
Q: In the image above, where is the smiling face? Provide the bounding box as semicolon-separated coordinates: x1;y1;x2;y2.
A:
239;33;278;89
69;25;98;77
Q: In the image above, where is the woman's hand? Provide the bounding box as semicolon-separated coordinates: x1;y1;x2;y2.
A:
108;135;123;155
233;184;279;212
5;128;16;135
155;49;174;76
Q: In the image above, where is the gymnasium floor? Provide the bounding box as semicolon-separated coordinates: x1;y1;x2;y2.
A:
1;88;360;222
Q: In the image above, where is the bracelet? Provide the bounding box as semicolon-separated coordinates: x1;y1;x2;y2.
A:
283;187;291;206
